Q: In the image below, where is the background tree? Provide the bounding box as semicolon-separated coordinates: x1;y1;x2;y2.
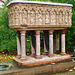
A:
0;0;75;54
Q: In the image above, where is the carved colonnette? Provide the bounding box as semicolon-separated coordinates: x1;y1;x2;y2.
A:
8;3;72;30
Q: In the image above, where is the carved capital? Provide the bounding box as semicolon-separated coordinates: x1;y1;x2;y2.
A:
61;29;67;34
20;31;26;35
49;30;54;35
35;31;40;35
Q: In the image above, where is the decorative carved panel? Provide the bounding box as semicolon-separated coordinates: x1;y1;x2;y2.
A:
7;2;72;30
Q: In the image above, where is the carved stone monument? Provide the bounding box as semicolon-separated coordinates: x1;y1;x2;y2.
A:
7;1;73;67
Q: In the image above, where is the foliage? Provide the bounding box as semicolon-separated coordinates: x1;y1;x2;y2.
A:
0;0;16;54
0;0;75;54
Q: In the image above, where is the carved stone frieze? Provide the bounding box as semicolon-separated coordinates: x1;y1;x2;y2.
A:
8;3;72;30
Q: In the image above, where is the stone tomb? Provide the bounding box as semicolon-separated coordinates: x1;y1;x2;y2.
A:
7;1;73;67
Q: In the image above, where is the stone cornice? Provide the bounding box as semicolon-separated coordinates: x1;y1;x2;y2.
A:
7;1;73;7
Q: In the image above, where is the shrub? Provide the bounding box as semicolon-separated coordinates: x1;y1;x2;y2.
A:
0;0;75;54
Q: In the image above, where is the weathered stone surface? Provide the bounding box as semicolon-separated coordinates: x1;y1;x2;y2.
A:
61;30;66;55
7;1;72;30
49;30;54;57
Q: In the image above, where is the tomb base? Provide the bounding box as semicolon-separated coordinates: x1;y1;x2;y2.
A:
13;54;71;67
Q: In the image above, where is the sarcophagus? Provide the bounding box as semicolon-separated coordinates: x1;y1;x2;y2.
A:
7;1;72;30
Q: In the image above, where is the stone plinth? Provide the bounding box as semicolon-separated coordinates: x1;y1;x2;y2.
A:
13;54;71;67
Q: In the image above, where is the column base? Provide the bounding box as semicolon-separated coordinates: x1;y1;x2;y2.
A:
20;57;26;61
61;52;66;55
35;55;42;59
16;55;21;59
43;51;49;55
48;54;54;57
13;55;71;67
30;54;36;57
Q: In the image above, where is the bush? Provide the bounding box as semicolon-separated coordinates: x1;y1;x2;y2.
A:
0;0;75;54
0;0;17;54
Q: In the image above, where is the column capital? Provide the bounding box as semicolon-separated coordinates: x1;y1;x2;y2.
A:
49;30;54;35
35;31;40;35
20;31;26;35
61;29;67;34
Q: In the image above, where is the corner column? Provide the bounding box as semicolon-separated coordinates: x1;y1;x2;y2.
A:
49;30;54;57
35;31;41;59
20;31;26;60
16;31;21;58
61;29;66;55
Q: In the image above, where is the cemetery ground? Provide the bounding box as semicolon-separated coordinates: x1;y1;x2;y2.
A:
0;53;16;62
0;52;75;75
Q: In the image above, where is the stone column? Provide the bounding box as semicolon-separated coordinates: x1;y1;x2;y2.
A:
43;30;48;55
31;31;36;57
35;31;41;59
56;31;60;53
49;30;54;57
61;29;66;55
16;31;21;58
20;31;26;60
